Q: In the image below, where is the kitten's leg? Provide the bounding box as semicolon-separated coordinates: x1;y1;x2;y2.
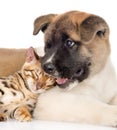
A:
0;113;7;121
13;106;32;121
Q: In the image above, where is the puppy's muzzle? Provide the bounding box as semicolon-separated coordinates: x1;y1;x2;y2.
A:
43;62;56;75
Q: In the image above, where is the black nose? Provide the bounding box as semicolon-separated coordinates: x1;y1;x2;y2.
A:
43;62;55;74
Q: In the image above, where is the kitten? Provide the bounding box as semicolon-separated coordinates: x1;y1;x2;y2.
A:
0;47;56;121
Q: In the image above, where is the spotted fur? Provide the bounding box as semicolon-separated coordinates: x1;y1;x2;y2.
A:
0;47;56;121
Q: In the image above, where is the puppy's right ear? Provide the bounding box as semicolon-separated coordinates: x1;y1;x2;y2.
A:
33;14;57;35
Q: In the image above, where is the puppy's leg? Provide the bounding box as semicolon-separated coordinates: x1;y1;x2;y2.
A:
108;96;117;105
34;91;117;127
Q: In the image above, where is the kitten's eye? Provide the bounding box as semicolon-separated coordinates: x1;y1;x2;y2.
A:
24;70;32;77
65;39;75;48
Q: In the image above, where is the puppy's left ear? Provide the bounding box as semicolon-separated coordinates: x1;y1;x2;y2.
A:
80;15;109;43
33;14;57;35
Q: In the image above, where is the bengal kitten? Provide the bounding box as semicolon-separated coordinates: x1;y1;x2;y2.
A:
0;47;56;121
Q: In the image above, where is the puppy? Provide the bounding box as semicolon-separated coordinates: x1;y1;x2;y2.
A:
33;11;117;127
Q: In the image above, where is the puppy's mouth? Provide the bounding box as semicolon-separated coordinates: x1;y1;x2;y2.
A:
56;68;85;88
42;60;91;89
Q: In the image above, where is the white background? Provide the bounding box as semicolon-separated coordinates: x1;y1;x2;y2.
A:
0;0;117;130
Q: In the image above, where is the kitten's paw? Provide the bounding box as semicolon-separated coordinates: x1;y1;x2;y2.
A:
0;113;7;121
14;106;32;122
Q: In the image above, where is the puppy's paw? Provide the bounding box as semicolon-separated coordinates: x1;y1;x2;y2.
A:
0;113;7;121
14;106;32;122
101;106;117;127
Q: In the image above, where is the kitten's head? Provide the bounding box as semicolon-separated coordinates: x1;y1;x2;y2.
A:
21;47;56;94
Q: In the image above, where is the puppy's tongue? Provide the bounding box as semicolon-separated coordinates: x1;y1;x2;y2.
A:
56;78;68;85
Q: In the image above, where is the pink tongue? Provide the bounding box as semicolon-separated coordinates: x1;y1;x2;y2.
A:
56;78;68;85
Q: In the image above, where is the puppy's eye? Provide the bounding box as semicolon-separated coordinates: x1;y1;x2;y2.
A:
46;42;52;49
65;39;75;48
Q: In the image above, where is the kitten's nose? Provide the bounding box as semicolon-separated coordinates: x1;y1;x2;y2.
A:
43;62;55;74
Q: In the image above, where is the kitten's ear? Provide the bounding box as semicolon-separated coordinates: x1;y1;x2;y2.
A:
26;47;39;63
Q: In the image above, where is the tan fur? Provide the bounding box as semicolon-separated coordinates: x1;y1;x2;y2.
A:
0;48;42;77
0;48;26;76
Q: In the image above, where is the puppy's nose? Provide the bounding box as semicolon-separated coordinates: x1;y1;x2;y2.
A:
43;63;55;74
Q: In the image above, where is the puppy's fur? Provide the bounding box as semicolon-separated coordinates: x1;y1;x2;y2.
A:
33;11;117;127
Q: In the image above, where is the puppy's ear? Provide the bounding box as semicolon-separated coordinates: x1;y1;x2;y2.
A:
80;15;109;43
33;14;57;35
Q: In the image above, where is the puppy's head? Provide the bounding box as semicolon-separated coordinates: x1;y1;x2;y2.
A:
33;11;110;88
